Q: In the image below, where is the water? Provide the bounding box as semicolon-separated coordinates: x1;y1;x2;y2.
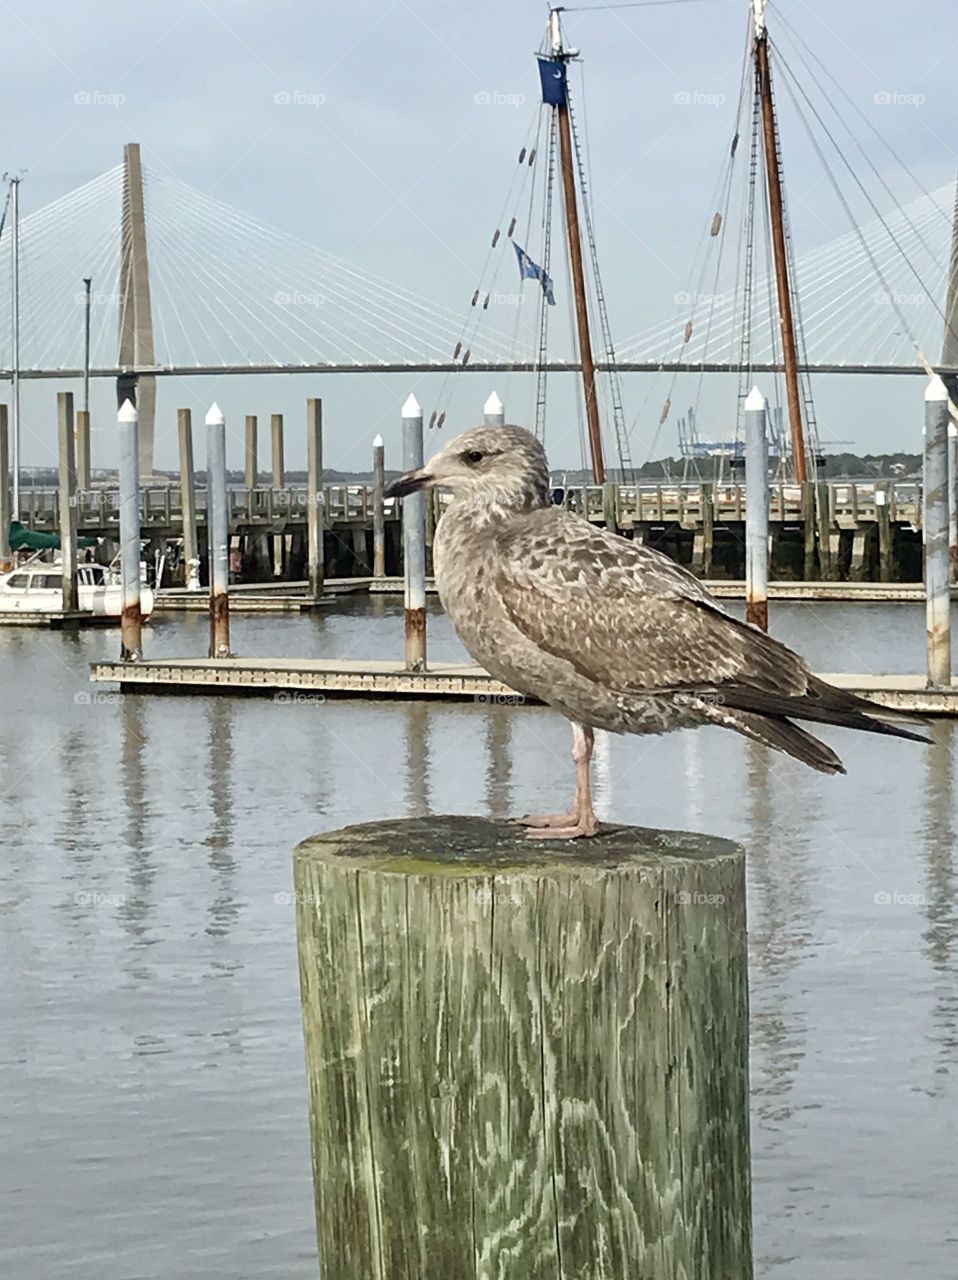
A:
2;599;956;1279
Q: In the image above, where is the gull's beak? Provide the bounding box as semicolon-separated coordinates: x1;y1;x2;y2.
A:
385;468;432;498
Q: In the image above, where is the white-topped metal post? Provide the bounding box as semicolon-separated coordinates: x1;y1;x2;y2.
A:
484;391;505;426
0;405;10;571
306;398;324;600
924;376;951;686
402;393;426;670
744;385;769;632
372;434;386;578
10;176;21;519
206;402;231;658
118;399;143;660
948;418;957;584
57;392;79;613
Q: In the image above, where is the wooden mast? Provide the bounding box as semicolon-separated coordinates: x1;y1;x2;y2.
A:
549;8;606;484
753;1;808;483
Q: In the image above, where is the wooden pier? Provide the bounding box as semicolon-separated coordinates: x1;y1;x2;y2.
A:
88;656;958;714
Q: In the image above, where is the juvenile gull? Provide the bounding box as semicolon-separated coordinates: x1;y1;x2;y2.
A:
387;425;926;839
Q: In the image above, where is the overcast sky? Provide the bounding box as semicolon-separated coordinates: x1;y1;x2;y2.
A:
2;0;956;472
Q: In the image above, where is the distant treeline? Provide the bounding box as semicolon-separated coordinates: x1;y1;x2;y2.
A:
25;453;924;487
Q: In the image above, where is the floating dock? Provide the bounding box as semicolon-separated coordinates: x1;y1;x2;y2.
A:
88;656;958;714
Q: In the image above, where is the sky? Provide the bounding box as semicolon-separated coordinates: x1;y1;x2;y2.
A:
1;0;956;473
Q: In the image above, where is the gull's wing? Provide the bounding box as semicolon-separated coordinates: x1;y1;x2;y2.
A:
493;508;811;697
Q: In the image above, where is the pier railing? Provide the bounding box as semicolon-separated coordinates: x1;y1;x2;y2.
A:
17;478;921;535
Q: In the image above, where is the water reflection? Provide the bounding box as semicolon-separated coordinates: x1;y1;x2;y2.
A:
920;723;958;1075
483;706;513;817
119;695;155;963
404;701;431;816
205;698;240;942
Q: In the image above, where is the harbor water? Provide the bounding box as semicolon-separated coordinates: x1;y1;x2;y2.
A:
1;598;956;1279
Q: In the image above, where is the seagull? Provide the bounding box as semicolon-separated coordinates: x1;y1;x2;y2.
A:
387;425;926;839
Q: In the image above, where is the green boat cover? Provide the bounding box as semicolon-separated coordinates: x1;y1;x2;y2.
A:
9;521;97;550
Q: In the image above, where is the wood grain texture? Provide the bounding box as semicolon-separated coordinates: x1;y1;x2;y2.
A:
294;817;751;1280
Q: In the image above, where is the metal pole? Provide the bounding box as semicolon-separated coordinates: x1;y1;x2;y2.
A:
82;276;92;413
484;390;505;426
57;392;79;612
11;176;20;519
306;397;324;600
118;399;143;660
0;404;9;570
372;433;386;578
924;375;951;687
206;402;231;657
948;418;958;585
177;408;200;591
402;393;426;670
744;385;769;631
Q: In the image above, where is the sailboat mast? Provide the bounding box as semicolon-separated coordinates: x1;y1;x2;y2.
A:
753;1;807;483
549;8;606;484
10;175;20;518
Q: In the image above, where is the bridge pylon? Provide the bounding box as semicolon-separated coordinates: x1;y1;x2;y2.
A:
118;143;156;478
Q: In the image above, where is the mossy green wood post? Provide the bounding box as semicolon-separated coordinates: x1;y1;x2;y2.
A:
295;816;752;1280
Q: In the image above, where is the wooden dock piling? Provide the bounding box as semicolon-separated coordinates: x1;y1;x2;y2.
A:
294;816;752;1280
245;414;258;489
75;408;91;493
271;413;285;488
372;434;386;577
177;409;200;590
57;392;79;612
306;398;324;600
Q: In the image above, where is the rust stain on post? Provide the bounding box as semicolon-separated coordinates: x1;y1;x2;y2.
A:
120;601;143;661
405;607;426;672
209;590;231;658
745;599;768;632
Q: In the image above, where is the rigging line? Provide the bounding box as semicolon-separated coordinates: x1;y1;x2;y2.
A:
563;0;716;10
772;42;949;341
535;109;557;440
773;26;952;285
773;9;952;225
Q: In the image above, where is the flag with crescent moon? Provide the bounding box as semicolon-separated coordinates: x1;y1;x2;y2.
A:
537;57;567;107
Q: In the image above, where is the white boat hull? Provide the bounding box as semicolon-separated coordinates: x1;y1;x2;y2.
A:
0;584;156;617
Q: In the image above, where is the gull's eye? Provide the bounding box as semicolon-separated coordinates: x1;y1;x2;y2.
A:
464;449;484;465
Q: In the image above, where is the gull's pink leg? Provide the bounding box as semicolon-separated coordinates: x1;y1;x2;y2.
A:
518;723;599;840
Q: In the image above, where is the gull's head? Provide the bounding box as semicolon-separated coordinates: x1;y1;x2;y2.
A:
386;425;550;509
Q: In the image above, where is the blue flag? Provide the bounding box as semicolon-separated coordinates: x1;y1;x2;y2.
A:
513;242;556;306
537;57;567;107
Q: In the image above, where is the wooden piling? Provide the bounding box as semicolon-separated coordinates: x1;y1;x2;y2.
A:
271;413;285;488
295;815;752;1280
177;409;200;590
372;434;386;577
245;415;258;489
75;408;91;492
815;479;834;579
57;392;79;612
701;480;714;577
801;480;816;580
949;419;957;585
876;483;894;583
306;398;325;600
0;405;11;571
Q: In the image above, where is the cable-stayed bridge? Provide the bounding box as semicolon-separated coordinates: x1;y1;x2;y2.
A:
1;145;956;471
